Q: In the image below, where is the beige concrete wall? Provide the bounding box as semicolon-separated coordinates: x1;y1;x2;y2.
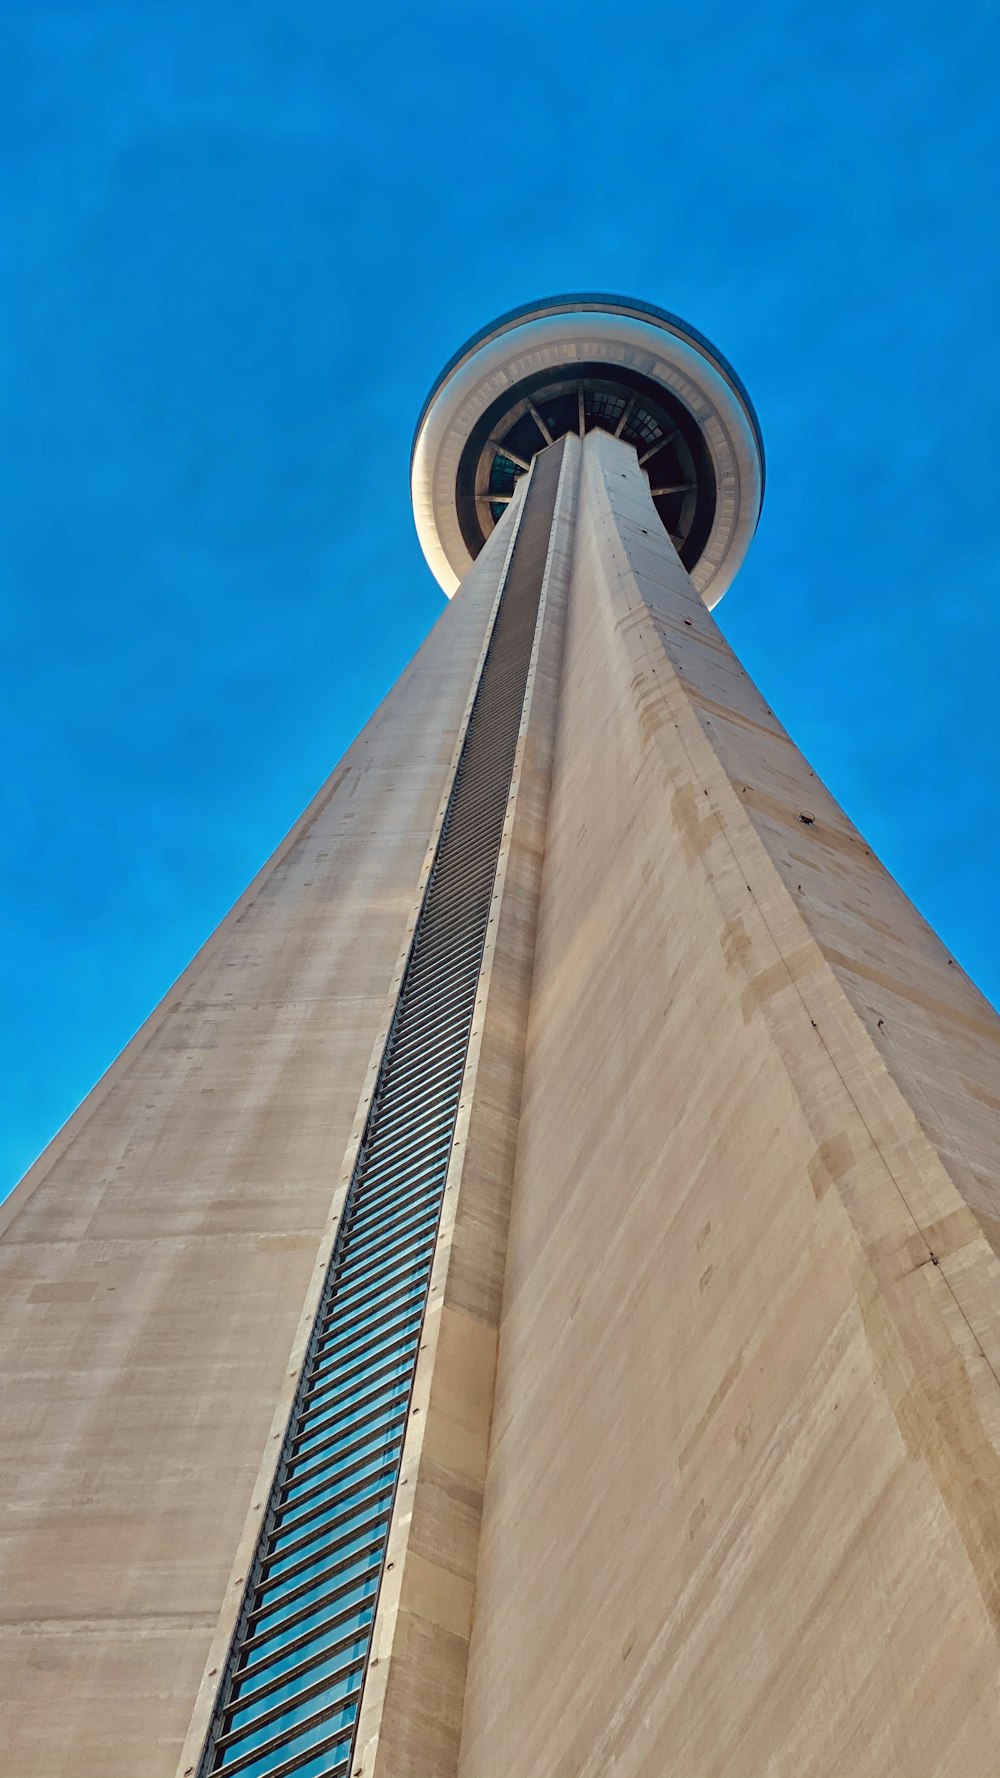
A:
459;429;1000;1777
0;515;517;1778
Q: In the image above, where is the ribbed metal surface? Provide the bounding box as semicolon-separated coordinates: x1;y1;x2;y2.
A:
197;440;564;1778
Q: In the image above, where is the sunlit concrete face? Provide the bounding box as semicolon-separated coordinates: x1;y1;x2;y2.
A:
3;301;1000;1778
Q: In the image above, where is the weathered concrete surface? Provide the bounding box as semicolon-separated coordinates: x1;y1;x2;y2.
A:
0;516;515;1778
459;429;1000;1778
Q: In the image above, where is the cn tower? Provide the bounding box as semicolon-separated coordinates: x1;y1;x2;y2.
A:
2;299;1000;1778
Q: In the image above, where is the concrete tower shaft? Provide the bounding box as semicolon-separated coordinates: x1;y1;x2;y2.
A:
2;302;1000;1778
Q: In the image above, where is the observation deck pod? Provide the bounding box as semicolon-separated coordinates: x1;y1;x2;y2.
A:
411;293;765;607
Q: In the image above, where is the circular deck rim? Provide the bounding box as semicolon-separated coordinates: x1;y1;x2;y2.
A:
411;293;765;604
411;292;765;491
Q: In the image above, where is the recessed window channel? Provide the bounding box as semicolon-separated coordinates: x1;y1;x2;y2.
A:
197;439;566;1778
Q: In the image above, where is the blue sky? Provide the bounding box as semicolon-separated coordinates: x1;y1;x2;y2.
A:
2;0;999;1198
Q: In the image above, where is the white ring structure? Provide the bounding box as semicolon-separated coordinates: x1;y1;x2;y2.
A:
411;295;764;607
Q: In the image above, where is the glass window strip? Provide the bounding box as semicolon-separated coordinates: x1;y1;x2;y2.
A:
305;1318;421;1389
243;1550;380;1642
197;441;564;1778
372;976;478;1050
399;902;493;969
239;1608;373;1694
343;1157;447;1228
302;1326;421;1406
220;1733;353;1778
310;1290;425;1369
313;1254;433;1337
300;1332;420;1420
245;1566;381;1657
371;1031;469;1099
344;1140;453;1208
334;1194;443;1265
336;1200;442;1273
364;1061;463;1128
270;1455;398;1538
326;1221;438;1303
367;1062;464;1131
369;1026;468;1098
350;1111;457;1182
287;1382;412;1468
265;1471;397;1560
355;1116;458;1185
336;1203;442;1275
279;1399;411;1497
332;1203;441;1279
235;1655;369;1740
258;1502;393;1591
289;1380;411;1463
246;1552;383;1647
339;1176;441;1248
277;1436;404;1528
219;1654;366;1746
212;1689;361;1775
